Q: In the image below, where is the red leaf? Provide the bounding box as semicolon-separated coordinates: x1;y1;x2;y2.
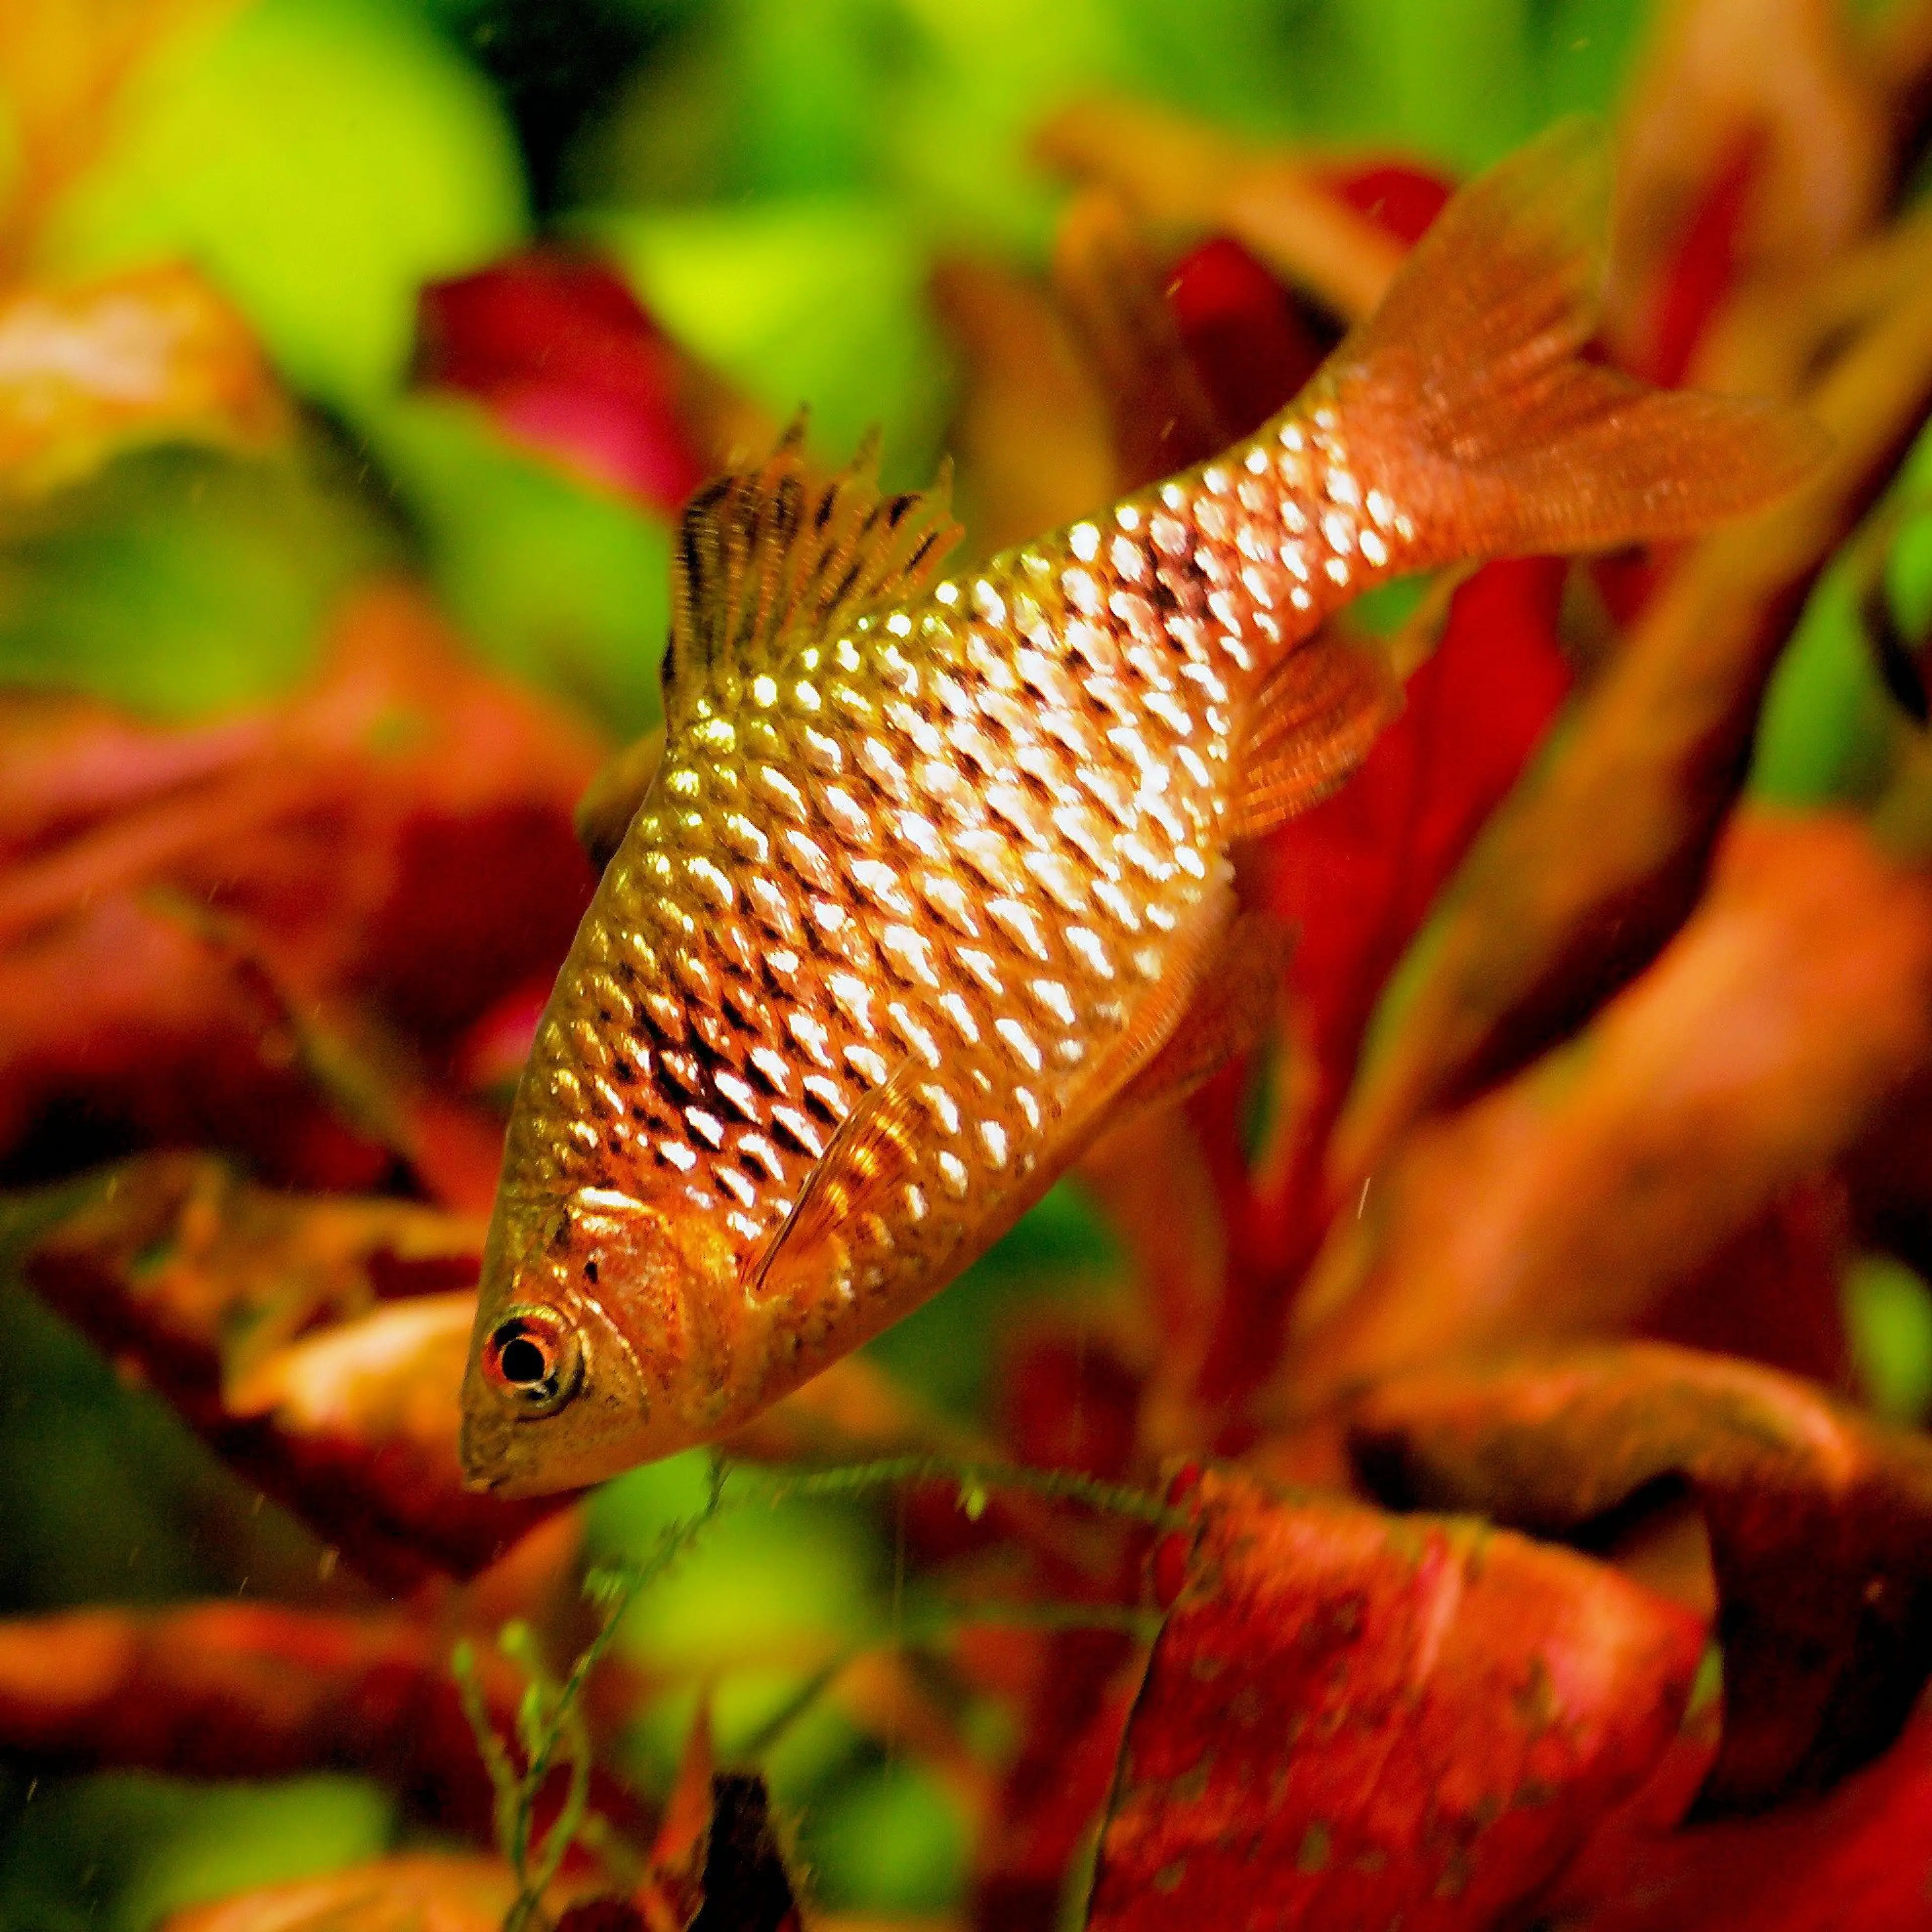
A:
1289;812;1932;1410
1349;1342;1932;1809
1186;556;1573;1405
1551;1695;1932;1930
974;1631;1140;1932
1164;235;1328;442
1089;1467;1702;1931
0;1602;645;1852
21;1154;564;1582
1320;162;1455;247
416;251;712;513
0;583;599;1199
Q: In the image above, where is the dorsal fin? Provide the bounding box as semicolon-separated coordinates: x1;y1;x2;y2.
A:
665;417;963;711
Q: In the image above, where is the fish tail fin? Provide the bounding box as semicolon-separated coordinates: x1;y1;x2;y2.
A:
1313;118;1826;569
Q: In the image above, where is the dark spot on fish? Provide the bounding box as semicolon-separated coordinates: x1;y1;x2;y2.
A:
584;1258;599;1284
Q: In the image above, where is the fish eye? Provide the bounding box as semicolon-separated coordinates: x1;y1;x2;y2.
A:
483;1305;584;1416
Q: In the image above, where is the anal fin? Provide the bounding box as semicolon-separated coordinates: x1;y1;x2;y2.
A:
1225;631;1402;843
1113;911;1287;1118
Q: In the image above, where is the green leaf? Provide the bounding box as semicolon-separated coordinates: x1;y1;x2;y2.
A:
43;0;528;408
580;197;953;488
1846;1254;1932;1425
0;444;400;719
801;1754;969;1915
1748;567;1903;812
0;1773;392;1932
359;393;672;735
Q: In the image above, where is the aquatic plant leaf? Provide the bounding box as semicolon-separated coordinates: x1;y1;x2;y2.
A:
1610;0;1891;378
0;581;599;1199
415;250;730;516
974;1628;1139;1932
1545;1693;1932;1930
0;262;289;500
0;0;244;269
18;1153;562;1582
1333;223;1932;1189
0;1602;642;1855
42;0;529;407
1349;1342;1932;1811
1288;810;1932;1408
0;889;404;1196
931;250;1118;555
1087;1466;1703;1931
1035;99;1407;324
160;1855;521;1932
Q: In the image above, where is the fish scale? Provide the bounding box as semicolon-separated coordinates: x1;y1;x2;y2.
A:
508;416;1363;1294
461;122;1824;1495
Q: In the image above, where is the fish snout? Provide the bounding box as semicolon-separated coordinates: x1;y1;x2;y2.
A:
460;1278;653;1497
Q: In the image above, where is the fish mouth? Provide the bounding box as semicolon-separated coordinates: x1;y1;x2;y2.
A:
457;1395;517;1495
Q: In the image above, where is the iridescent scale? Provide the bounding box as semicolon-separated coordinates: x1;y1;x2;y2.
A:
505;401;1409;1313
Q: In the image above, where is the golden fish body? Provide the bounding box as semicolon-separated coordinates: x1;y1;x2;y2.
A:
461;124;1819;1495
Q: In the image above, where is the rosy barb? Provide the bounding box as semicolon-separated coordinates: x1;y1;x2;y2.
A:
460;124;1821;1496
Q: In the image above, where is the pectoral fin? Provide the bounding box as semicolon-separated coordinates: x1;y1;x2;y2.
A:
750;1059;928;1297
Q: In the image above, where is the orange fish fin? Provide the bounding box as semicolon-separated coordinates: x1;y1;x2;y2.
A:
1073;871;1238;1137
1112;910;1286;1118
1316;118;1826;565
750;1054;931;1295
1223;629;1402;842
667;419;963;710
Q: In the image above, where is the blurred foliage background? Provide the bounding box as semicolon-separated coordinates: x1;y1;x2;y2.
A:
5;0;1930;1925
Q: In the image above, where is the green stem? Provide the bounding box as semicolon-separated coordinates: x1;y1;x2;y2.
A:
743;1455;1184;1529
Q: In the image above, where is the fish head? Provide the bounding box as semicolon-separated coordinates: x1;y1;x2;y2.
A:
459;1181;738;1497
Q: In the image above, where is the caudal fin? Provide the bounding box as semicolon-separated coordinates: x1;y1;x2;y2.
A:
1320;119;1826;564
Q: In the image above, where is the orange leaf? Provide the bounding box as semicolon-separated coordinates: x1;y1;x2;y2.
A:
0;262;289;498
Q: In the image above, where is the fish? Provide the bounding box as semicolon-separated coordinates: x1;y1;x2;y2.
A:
459;121;1823;1496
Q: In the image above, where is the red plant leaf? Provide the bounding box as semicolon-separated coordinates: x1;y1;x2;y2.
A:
1088;1466;1703;1931
19;1154;564;1583
1162;233;1328;444
0;582;599;1200
1320;162;1455;247
0;1601;646;1853
1348;1342;1932;1810
1549;1693;1932;1930
416;251;719;515
0;891;402;1194
1286;810;1932;1410
974;1630;1141;1932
